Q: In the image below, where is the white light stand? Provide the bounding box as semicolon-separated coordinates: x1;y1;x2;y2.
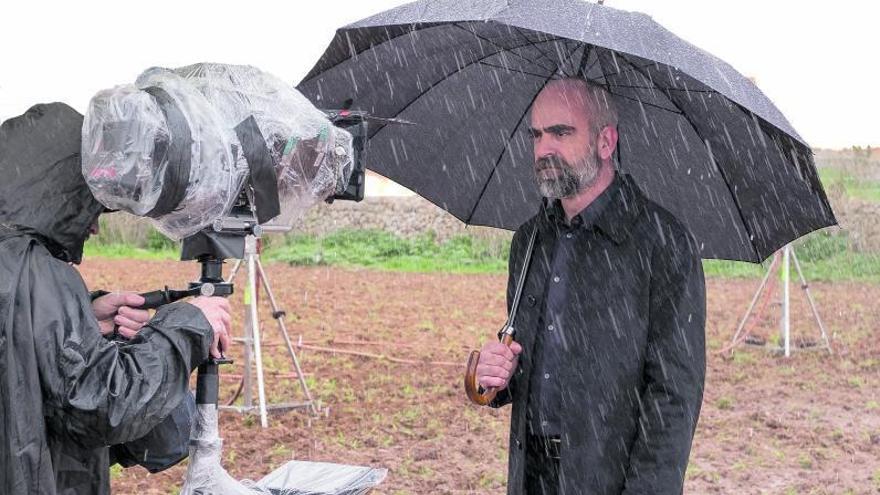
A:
220;234;320;427
730;244;831;357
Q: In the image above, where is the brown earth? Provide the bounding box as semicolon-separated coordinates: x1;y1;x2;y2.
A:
75;260;880;495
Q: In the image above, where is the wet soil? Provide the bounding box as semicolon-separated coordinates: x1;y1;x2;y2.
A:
75;260;880;494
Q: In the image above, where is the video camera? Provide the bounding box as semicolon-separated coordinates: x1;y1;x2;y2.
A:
81;63;369;262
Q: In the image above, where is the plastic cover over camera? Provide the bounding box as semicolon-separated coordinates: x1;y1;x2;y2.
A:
82;63;354;240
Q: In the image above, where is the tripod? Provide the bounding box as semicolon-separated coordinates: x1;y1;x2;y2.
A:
220;234;319;427
730;244;831;357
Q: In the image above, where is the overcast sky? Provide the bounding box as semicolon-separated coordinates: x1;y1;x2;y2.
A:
1;0;875;149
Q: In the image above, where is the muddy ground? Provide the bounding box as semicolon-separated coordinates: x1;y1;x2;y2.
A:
76;260;880;494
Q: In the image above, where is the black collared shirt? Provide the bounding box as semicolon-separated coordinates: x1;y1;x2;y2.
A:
526;174;622;436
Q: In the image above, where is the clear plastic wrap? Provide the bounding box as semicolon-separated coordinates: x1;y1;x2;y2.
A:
82;73;247;240
180;404;386;495
82;63;353;240
144;64;354;229
257;461;388;495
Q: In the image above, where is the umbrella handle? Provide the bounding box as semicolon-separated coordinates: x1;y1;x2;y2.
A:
464;333;515;406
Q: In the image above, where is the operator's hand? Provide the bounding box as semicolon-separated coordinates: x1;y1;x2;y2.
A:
476;340;523;390
93;292;150;340
188;296;232;359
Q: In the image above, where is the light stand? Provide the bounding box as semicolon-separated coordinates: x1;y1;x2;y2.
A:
730;244;831;357
220;233;320;428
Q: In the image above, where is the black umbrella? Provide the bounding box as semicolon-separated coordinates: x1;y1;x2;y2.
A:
298;0;836;262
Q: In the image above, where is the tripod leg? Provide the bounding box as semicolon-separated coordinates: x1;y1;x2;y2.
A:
255;257;319;416
790;249;832;354
226;258;243;284
246;244;269;428
223;258;252;409
731;253;779;348
242;292;253;410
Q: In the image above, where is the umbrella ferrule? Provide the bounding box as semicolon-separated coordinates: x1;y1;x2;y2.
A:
497;325;515;341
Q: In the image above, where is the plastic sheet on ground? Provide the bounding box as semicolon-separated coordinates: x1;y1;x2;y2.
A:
180;404;386;495
256;461;389;495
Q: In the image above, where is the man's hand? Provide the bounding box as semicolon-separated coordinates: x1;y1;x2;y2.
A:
476;340;523;390
93;292;150;339
188;296;232;359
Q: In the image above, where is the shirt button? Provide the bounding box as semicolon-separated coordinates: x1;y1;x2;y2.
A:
544;373;551;380
553;276;560;283
548;324;555;331
565;233;573;239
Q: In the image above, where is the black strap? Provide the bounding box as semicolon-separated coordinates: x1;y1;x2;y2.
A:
234;116;281;224
143;86;193;218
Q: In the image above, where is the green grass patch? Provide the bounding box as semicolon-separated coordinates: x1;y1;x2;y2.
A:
266;230;508;274
702;260;765;279
82;227;880;282
269;229;880;280
83;242;178;260
703;231;880;283
790;232;880;283
818;167;880;202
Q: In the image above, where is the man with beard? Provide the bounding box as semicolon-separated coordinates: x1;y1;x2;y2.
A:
0;103;233;494
473;79;706;494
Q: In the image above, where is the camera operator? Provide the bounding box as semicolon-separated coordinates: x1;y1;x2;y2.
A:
0;103;232;494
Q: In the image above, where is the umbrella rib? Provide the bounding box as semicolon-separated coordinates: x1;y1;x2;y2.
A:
613;51;761;261
463;72;558;225
605;90;683;116
366;36;573;140
307;20;567;84
585;56;602;78
302;24;439;82
463;43;583;225
592;50;709;112
577;44;606;82
576;43;592;78
598;59;668;83
478;61;551;79
609;83;719;94
511;26;572;74
452;23;560;74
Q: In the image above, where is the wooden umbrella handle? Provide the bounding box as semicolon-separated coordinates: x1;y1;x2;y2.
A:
465;226;535;405
464;333;515;406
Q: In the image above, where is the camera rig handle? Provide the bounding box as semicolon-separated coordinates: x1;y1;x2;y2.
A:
133;257;236;406
135;253;235;311
137;286;200;309
196;356;234;405
136;282;234;310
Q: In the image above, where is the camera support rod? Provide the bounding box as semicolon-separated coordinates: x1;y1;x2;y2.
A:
193;256;234;408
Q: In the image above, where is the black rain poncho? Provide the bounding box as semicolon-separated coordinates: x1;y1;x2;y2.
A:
0;103;214;494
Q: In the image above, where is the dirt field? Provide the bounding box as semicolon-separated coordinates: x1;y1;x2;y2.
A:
76;260;880;494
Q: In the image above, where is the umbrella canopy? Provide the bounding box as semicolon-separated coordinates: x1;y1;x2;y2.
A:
298;0;836;262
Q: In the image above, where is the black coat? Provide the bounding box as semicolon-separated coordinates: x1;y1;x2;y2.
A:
0;104;213;494
492;175;706;495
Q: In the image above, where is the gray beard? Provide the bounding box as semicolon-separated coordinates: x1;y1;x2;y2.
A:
535;155;600;199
